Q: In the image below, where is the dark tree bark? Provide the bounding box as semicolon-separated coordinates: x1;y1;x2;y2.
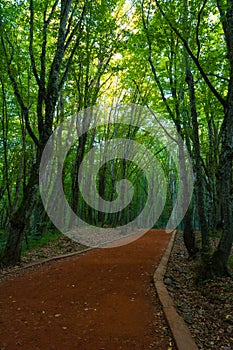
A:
210;0;233;277
71;133;88;215
141;6;197;257
155;0;233;277
183;208;197;258
1;0;86;266
185;68;210;255
212;73;233;277
1;153;40;266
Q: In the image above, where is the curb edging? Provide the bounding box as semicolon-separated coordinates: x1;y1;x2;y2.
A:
153;231;199;350
0;247;94;279
20;247;94;269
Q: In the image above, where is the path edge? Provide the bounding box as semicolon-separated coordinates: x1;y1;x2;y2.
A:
0;247;94;279
153;231;199;350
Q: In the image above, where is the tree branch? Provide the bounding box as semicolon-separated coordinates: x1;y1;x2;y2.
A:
196;0;208;60
155;0;226;107
1;36;39;146
44;0;73;137
141;2;176;120
64;1;87;52
59;3;87;90
46;0;59;25
29;0;41;86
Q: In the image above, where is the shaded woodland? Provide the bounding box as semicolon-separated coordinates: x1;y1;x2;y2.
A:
0;0;232;279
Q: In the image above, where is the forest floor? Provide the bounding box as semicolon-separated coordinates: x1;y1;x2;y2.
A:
164;231;233;350
0;230;176;350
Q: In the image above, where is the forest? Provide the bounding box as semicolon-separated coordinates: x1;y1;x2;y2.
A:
0;0;232;280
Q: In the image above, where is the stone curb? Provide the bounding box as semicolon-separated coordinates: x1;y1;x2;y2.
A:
153;231;199;350
0;247;94;278
22;247;94;268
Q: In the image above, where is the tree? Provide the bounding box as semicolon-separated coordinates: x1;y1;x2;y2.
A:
0;0;87;266
134;0;198;256
154;0;233;277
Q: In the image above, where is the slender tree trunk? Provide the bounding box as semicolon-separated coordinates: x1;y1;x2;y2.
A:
212;84;233;276
142;5;197;256
1;0;76;266
177;126;197;257
183;207;197;258
1;151;41;266
31;196;49;237
185;68;210;260
71;133;88;214
210;0;233;277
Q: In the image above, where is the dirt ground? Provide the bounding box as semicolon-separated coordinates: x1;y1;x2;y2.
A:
0;230;176;350
165;231;233;350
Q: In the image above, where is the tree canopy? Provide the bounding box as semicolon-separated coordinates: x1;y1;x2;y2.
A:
0;0;232;278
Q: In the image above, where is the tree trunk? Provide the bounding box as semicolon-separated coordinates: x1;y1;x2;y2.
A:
1;156;40;266
31;196;50;237
178;125;198;258
210;0;233;277
183;207;198;258
71;133;88;215
185;68;210;258
211;93;233;276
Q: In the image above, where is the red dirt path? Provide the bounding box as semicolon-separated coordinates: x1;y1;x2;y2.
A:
0;230;175;350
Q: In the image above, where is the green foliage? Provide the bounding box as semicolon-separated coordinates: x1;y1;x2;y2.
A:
21;230;61;254
0;228;61;256
0;0;232;275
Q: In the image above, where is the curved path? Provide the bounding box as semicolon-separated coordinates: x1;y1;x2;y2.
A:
0;230;175;350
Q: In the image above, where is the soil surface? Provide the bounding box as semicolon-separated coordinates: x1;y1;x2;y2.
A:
165;231;233;350
0;230;176;350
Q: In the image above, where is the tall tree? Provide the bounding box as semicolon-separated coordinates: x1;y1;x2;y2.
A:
154;0;233;277
0;0;87;266
140;0;198;256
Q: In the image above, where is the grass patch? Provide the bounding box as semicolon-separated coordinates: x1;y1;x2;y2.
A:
22;230;61;255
